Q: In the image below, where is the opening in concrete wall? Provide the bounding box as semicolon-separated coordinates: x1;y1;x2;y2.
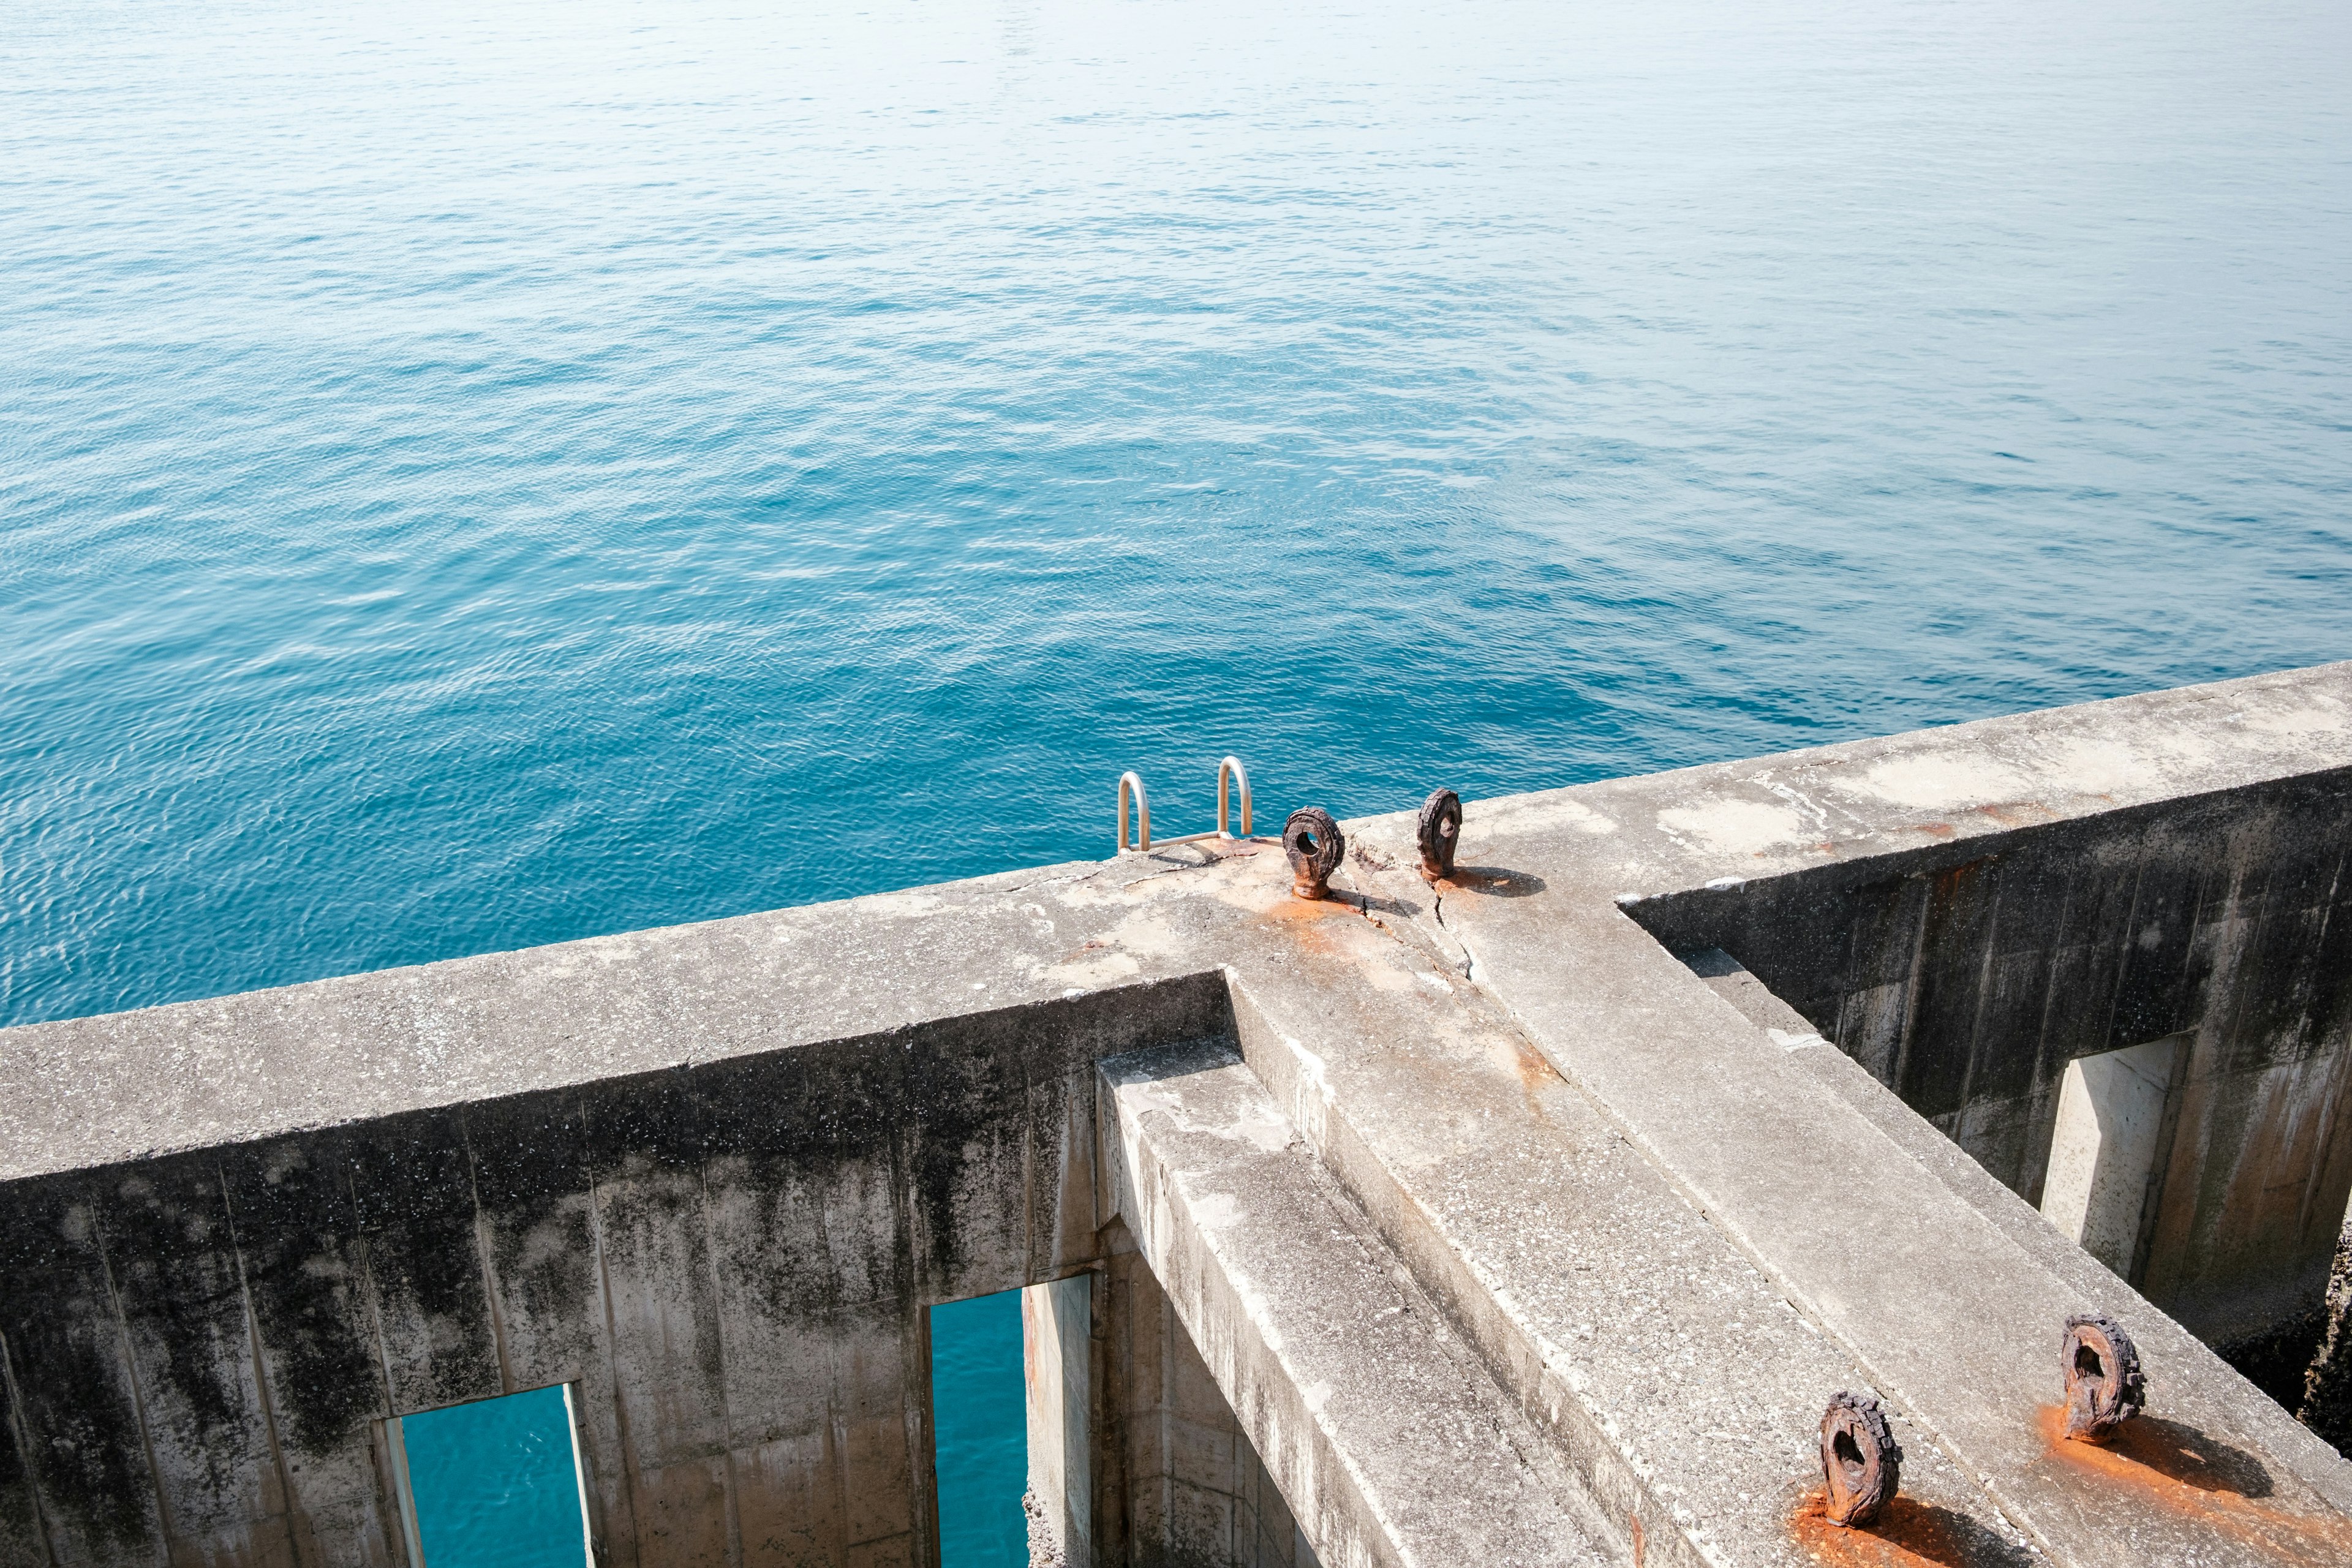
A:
930;1287;1031;1567
2038;1034;2189;1278
383;1384;592;1568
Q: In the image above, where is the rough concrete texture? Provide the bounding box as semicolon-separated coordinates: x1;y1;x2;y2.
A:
1102;1040;1596;1567
1025;1275;1093;1566
1623;769;2352;1351
4;662;2352;1567
2304;1232;2352;1449
1082;1231;1324;1568
0;981;1232;1567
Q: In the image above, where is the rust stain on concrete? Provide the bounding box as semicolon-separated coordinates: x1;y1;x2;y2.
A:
1508;1035;1563;1095
1789;1488;1976;1566
2034;1404;2352;1564
1255;892;1357;924
1973;801;2064;826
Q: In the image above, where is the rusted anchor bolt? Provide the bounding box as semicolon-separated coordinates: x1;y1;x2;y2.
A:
1819;1391;1902;1528
1283;808;1345;900
1415;788;1461;880
2061;1313;2144;1441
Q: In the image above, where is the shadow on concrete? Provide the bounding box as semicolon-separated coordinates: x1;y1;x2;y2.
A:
2103;1415;2274;1497
1793;1493;2035;1566
1344;890;1419;919
1865;1497;2038;1567
2220;1306;2326;1415
1444;866;1547;899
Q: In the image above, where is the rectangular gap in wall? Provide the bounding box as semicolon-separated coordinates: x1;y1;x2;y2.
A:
930;1287;1028;1567
385;1383;592;1568
2038;1035;2188;1281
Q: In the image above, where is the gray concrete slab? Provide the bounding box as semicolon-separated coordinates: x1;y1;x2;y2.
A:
1340;662;2352;1566
1100;1038;1608;1568
1211;903;2033;1568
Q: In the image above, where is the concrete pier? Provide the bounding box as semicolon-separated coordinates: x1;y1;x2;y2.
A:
6;663;2352;1566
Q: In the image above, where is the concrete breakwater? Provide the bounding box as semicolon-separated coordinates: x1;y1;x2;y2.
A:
6;665;2352;1566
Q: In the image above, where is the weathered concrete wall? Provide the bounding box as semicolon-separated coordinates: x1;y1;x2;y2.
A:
1024;1275;1093;1566
1085;1239;1319;1568
10;662;2352;1568
2305;1232;2352;1447
1626;771;2352;1351
0;978;1232;1567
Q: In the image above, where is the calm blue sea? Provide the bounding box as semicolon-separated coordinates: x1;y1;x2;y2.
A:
400;1387;587;1568
4;0;2350;1559
932;1292;1031;1567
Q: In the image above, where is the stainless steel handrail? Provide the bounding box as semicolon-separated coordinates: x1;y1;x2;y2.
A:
1217;755;1251;839
1117;771;1152;852
1115;756;1255;851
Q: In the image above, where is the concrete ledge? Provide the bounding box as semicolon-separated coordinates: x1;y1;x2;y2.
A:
1338;663;2352;1566
1101;1038;1609;1567
1219;940;2032;1568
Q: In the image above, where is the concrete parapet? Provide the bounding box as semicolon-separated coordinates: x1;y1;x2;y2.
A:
5;662;2352;1566
1101;1039;1593;1566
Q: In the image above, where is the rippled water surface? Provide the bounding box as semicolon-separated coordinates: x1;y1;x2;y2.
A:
401;1387;586;1567
4;0;2351;1558
7;0;2351;1028
932;1291;1030;1566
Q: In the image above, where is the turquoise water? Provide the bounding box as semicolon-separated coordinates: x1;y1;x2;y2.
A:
400;1387;586;1567
932;1292;1031;1566
4;0;2350;1559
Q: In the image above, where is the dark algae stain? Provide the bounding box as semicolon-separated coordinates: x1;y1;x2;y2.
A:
350;1110;502;1411
222;1135;385;1461
467;1091;603;1336
0;1180;160;1556
99;1154;265;1512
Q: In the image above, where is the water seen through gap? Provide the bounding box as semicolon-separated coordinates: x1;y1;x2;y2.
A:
4;0;2350;1559
932;1291;1032;1567
399;1388;588;1567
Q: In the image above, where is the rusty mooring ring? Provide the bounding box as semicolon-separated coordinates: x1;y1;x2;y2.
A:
2061;1313;2144;1441
1819;1391;1902;1528
1283;808;1344;900
1416;788;1462;880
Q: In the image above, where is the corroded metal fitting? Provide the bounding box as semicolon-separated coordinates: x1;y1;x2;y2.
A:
1415;788;1461;880
2061;1313;2145;1441
1819;1391;1902;1528
1283;808;1344;900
